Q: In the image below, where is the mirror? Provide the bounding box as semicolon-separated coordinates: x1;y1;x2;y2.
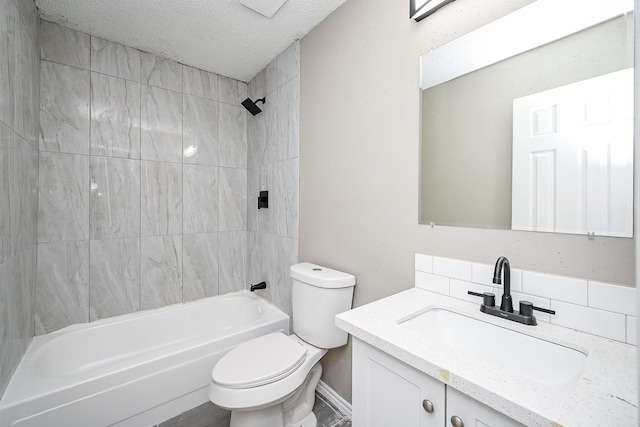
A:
419;0;634;237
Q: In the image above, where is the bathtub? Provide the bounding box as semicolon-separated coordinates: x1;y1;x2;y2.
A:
0;291;289;427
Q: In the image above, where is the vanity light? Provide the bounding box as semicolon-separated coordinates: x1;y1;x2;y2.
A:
410;0;456;21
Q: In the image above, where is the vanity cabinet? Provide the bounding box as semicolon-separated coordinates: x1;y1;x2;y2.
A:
352;339;524;427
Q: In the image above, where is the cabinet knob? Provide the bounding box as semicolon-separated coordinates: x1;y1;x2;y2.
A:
422;399;434;413
451;415;464;427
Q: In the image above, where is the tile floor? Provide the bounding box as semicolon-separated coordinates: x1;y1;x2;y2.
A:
157;392;351;427
314;392;352;427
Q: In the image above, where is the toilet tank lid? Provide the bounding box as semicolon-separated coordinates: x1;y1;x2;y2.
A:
290;263;356;289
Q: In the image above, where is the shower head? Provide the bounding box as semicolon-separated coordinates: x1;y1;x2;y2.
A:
241;97;266;116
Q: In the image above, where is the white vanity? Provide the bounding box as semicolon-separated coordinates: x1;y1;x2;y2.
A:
336;288;637;426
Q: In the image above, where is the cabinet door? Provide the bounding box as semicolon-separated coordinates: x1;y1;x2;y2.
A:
446;387;525;427
352;339;445;427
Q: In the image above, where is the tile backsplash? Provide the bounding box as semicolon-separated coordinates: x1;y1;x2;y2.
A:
415;253;636;345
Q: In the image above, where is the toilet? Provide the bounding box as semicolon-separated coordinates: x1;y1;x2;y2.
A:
208;262;356;427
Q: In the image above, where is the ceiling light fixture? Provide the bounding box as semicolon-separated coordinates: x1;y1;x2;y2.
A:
410;0;456;21
240;0;288;18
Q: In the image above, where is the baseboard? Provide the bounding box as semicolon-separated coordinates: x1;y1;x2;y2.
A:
316;380;352;420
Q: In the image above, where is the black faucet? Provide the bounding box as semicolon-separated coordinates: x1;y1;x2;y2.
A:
467;256;556;325
493;256;513;313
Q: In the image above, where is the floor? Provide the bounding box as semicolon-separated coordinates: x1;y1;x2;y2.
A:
313;392;352;427
157;392;351;427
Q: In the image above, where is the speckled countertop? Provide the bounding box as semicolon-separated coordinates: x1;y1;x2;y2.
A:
336;288;637;427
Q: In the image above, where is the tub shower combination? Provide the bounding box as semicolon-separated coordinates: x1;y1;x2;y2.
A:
0;292;289;427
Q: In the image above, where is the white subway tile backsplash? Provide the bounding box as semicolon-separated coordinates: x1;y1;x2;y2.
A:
415;253;635;344
415;254;433;273
550;300;626;342
433;257;472;281
415;271;449;295
627;316;637;345
522;271;588;306
588;281;636;316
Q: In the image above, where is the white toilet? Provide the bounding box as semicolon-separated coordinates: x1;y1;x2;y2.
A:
208;262;356;427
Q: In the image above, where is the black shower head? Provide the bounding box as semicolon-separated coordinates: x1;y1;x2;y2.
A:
241;97;266;116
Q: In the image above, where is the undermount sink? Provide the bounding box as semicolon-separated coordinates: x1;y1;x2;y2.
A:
399;308;587;391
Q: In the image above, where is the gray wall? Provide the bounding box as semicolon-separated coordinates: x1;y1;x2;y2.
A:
35;21;300;333
299;0;635;402
0;0;40;397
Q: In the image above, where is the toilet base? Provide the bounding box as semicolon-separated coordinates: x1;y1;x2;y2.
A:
285;411;317;427
228;362;323;427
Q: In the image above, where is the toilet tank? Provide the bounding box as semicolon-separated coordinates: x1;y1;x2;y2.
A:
290;263;356;349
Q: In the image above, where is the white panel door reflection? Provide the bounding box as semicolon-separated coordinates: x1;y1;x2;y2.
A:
512;68;633;237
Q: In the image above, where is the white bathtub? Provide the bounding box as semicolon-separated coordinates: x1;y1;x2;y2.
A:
0;291;289;427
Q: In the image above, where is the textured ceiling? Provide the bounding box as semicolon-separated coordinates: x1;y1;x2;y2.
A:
35;0;348;82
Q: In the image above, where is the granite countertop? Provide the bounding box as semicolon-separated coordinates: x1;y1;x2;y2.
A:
336;287;637;426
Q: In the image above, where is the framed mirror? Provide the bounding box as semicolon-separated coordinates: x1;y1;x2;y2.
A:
418;0;634;237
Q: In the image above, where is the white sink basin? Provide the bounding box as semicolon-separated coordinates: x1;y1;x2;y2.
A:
399;308;587;391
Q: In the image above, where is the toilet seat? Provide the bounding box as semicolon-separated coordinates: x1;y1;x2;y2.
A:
212;332;307;389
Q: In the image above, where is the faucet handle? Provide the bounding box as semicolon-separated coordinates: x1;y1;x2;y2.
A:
467;291;496;307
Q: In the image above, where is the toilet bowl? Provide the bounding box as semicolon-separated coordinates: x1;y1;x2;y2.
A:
208;333;327;427
208;263;356;427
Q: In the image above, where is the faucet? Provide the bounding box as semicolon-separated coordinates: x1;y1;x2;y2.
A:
467;256;556;325
493;256;513;313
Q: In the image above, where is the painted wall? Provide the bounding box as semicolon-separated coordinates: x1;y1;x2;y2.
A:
299;0;635;401
35;21;300;333
0;0;40;397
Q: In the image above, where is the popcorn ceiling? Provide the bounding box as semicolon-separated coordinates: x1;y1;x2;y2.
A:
35;0;347;82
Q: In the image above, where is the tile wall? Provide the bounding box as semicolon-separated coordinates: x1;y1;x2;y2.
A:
246;43;300;316
36;20;300;333
415;253;637;345
0;0;40;397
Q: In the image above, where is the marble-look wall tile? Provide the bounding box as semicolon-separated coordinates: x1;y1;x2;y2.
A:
141;52;182;92
38;152;89;242
183;164;219;234
91;37;140;81
183;66;218;100
275;236;298;316
141;161;182;236
247;66;266;101
89;237;140;320
0;124;12;263
90;72;141;158
11;138;38;253
0;0;16;128
257;164;277;235
39;60;90;154
141;235;182;309
285;77;300;159
183;232;219;301
183;94;218;166
90;156;140;239
219;231;247;295
247;167;259;232
0;258;15;396
35;240;89;334
263;57;279;96
218;76;247;105
277;158;299;239
262;87;285;164
219;103;247;168
247;231;276;303
277;41;299;88
40;20;89;69
247;109;267;170
141;85;183;162
219;167;247;232
14;0;39;143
